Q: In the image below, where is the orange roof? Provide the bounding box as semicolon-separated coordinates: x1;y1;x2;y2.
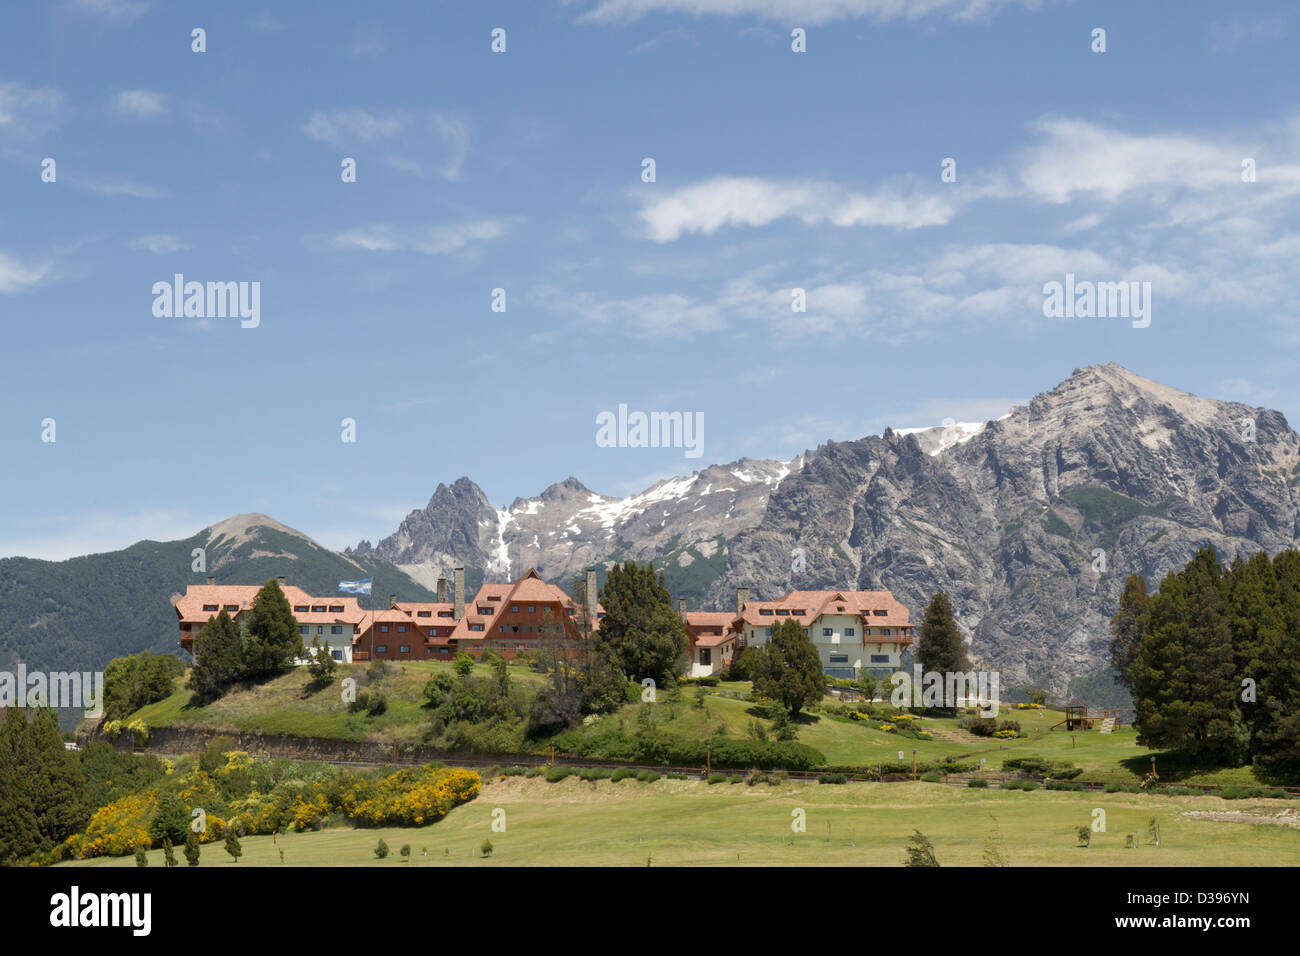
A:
173;584;364;627
735;589;911;629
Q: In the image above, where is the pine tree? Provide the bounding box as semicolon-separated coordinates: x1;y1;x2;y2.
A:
1240;549;1300;781
184;829;201;866
1109;574;1152;691
594;562;688;686
1131;547;1244;763
187;608;244;701
241;578;302;679
149;790;190;847
0;707;90;864
915;593;969;710
752;618;824;717
135;845;148;867
162;837;177;867
224;829;242;863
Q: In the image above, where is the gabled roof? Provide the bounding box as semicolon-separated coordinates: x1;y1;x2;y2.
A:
173;584;365;627
734;588;911;628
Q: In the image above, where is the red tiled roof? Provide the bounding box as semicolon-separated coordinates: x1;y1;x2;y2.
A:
173;584;364;627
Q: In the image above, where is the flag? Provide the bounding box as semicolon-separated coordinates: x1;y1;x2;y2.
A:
338;578;373;595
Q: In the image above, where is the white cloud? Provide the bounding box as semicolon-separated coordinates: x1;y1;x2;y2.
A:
564;289;727;337
329;219;510;256
77;177;168;199
433;115;470;180
111;89;168;118
302;108;406;145
637;176;957;241
0;82;64;137
576;0;1043;27
129;234;190;254
0;251;53;294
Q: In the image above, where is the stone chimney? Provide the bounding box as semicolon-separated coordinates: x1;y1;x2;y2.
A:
736;587;749;618
389;594;396;609
436;577;448;603
678;598;686;616
585;569;599;628
276;575;286;587
453;567;465;621
206;576;215;586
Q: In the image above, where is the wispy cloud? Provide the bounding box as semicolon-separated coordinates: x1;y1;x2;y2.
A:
636;176;958;241
129;233;190;254
0;251;53;294
111;89;168;118
328;219;511;256
0;82;64;137
302;108;406;144
77;177;168;199
66;0;149;22
575;0;1043;27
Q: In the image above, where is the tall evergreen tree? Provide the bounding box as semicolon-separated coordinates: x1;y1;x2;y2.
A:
1109;574;1152;691
241;579;302;678
1130;547;1244;763
594;562;688;686
1242;549;1300;781
184;829;201;866
915;593;969;710
0;707;90;864
751;618;824;717
187;608;244;701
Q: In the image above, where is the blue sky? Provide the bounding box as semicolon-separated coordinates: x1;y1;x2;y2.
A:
3;0;1299;559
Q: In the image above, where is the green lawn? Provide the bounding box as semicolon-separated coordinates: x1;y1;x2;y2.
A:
60;776;1300;867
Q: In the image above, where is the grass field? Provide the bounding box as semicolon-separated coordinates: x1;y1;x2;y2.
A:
59;775;1300;867
117;665;1272;788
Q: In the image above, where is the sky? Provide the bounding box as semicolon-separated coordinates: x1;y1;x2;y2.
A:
3;0;1299;559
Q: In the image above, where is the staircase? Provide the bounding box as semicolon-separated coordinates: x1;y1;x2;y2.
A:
1099;717;1115;735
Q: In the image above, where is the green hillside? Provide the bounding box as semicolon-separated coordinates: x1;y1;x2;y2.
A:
0;518;438;726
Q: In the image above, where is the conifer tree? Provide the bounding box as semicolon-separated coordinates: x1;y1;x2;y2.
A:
184;829;201;866
1109;574;1152;690
187;608;244;701
594;562;688;686
915;593;969;710
241;578;302;678
224;829;242;863
0;707;90;864
162;837;178;867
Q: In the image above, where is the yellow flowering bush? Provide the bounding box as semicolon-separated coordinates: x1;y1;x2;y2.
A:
65;792;157;859
881;723;897;733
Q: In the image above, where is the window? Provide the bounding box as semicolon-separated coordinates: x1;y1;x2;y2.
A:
399;645;410;653
511;605;519;612
331;626;342;635
881;628;891;636
328;605;343;613
377;645;387;653
873;609;888;616
299;626;308;635
824;667;855;680
791;609;805;615
312;605;326;612
528;605;536;613
870;654;889;664
317;626;323;635
397;625;406;633
829;654;849;664
294;605;308;612
802;628;809;636
428;629;436;637
426;647;435;655
823;628;833;636
380;625;389;633
331;651;343;661
845;627;855;636
438;610;453;617
487;596;501;601
776;609;789;616
700;648;712;665
477;606;492;614
224;604;238;612
765;628;773;637
203;604;218;612
469;624;484;632
759;609;774;616
837;606;845;612
417;611;431;617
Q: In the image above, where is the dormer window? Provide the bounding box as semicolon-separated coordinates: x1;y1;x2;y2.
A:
224;604;238;612
873;610;887;616
202;604;218;612
775;609;789;616
328;605;344;613
759;609;774;616
294;605;308;612
417;611;431;618
311;605;326;612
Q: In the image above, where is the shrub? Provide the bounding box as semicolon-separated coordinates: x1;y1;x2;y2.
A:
1104;782;1137;793
998;720;1021;733
729;774;744;784
1046;780;1084;791
374;838;389;859
746;771;769;786
544;766;574;783
706;773;728;785
1002;780;1023;790
968;717;997;737
768;770;788;786
1020;781;1039;791
818;773;848;785
920;772;941;783
967;778;989;788
635;770;660;783
610;768;637;782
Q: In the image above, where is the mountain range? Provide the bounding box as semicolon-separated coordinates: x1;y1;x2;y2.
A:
4;363;1296;712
